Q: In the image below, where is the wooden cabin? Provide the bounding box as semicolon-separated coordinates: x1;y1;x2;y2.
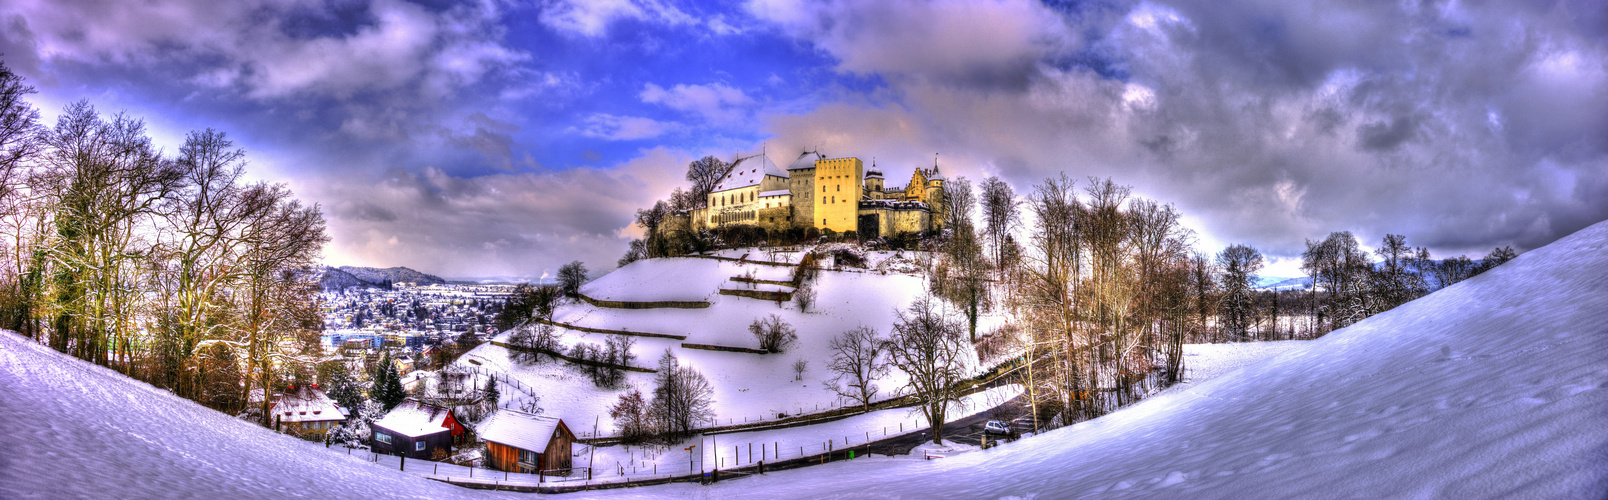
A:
478;410;575;475
370;399;463;459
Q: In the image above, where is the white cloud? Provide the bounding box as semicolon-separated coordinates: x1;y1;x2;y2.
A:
639;82;753;124
576;113;679;140
535;0;694;37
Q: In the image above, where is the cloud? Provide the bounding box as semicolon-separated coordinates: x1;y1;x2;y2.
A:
640;82;753;124
315;148;691;277
535;0;694;37
576;113;679;140
746;0;1608;261
746;0;1077;87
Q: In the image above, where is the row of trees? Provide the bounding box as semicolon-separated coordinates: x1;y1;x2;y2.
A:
0;63;328;423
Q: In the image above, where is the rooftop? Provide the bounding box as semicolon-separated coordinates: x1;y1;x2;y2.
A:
477;409;564;452
269;386;345;423
713;153;788;193
372;399;454;438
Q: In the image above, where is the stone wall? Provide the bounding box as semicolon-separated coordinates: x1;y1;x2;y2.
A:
788;167;816;230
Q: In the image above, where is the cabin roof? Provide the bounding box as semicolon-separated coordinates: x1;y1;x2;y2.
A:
372;399;454;438
478;410;565;452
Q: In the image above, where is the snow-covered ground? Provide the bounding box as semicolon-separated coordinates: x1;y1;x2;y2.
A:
8;218;1605;498
483;260;983;437
0;330;519;499
580;220;1608;498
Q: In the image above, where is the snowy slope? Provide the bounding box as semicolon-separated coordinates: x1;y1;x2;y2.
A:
0;331;509;500
588;220;1608;498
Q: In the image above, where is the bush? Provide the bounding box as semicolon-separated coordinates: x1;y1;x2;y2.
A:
749;314;798;353
794;281;817;313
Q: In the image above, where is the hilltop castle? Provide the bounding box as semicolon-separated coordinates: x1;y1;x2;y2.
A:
677;150;948;239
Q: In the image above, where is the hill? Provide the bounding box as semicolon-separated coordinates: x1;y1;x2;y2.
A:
588;220;1608;498
0;329;511;499
338;265;447;286
317;265;374;292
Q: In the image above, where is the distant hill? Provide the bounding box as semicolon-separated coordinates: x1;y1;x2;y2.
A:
337;266;447;286
317;265;446;292
317;266;372;292
1256;276;1313;290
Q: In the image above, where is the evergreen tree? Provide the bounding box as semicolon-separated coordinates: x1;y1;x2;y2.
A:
483;378;500;407
372;352;406;410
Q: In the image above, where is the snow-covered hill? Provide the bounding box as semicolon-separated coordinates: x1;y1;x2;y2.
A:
586;220;1608;498
0;331;507;499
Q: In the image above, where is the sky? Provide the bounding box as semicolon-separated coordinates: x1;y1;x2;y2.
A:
2;0;1604;279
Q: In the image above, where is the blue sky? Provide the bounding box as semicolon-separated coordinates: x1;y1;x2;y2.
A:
3;0;1605;278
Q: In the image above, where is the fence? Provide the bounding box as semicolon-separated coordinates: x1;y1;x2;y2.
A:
337;408;951;493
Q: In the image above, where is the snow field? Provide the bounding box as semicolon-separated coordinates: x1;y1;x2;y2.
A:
583;385;1026;482
511;265;989;436
581;219;1608;499
0;330;520;500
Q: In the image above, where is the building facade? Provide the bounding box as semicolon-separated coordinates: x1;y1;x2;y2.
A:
676;149;947;239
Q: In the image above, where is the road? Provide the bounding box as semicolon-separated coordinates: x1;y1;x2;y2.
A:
865;394;1033;456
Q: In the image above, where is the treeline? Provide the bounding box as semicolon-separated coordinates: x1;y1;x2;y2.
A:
927;173;1518;428
0;62;328;423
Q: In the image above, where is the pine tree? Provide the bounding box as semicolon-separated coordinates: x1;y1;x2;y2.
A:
373;352;406;410
483;378;500;407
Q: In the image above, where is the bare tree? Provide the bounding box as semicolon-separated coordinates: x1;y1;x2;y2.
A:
1473;246;1516;276
0;60;39;199
618;239;647;268
649;349;714;438
609;387;651;443
792;357;808;382
979;176;1020;278
1432;255;1477;290
826;326;889;413
939;178;990;340
749;314;798;353
36;101;184;367
1216;244;1263;340
886;296;969;445
635;200;669;257
557;261;587;298
793;281;816;312
684;156;733;207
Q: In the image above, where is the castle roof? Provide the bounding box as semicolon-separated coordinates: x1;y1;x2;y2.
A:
713;153;787;193
788;150;827;171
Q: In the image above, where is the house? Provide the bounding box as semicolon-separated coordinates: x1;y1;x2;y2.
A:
370;399;465;459
478;409;575;475
269;385;346;440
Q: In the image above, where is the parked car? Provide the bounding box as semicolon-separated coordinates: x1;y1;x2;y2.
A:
984;420;1014;436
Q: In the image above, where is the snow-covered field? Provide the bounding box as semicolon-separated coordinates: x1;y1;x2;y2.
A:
580;220;1608;498
0;330;520;499
7;218;1606;498
485;258;984;436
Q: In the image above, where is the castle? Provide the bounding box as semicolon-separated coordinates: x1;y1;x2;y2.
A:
676;150;947;239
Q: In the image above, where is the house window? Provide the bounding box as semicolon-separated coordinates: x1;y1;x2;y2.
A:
415;442;426;451
377;433;392;444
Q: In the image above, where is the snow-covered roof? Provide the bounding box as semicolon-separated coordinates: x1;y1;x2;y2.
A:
269;386;345;423
372;399;453;438
477;410;564;452
759;190;790;198
787;150;827;171
866;170;883;179
712;154;787;193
